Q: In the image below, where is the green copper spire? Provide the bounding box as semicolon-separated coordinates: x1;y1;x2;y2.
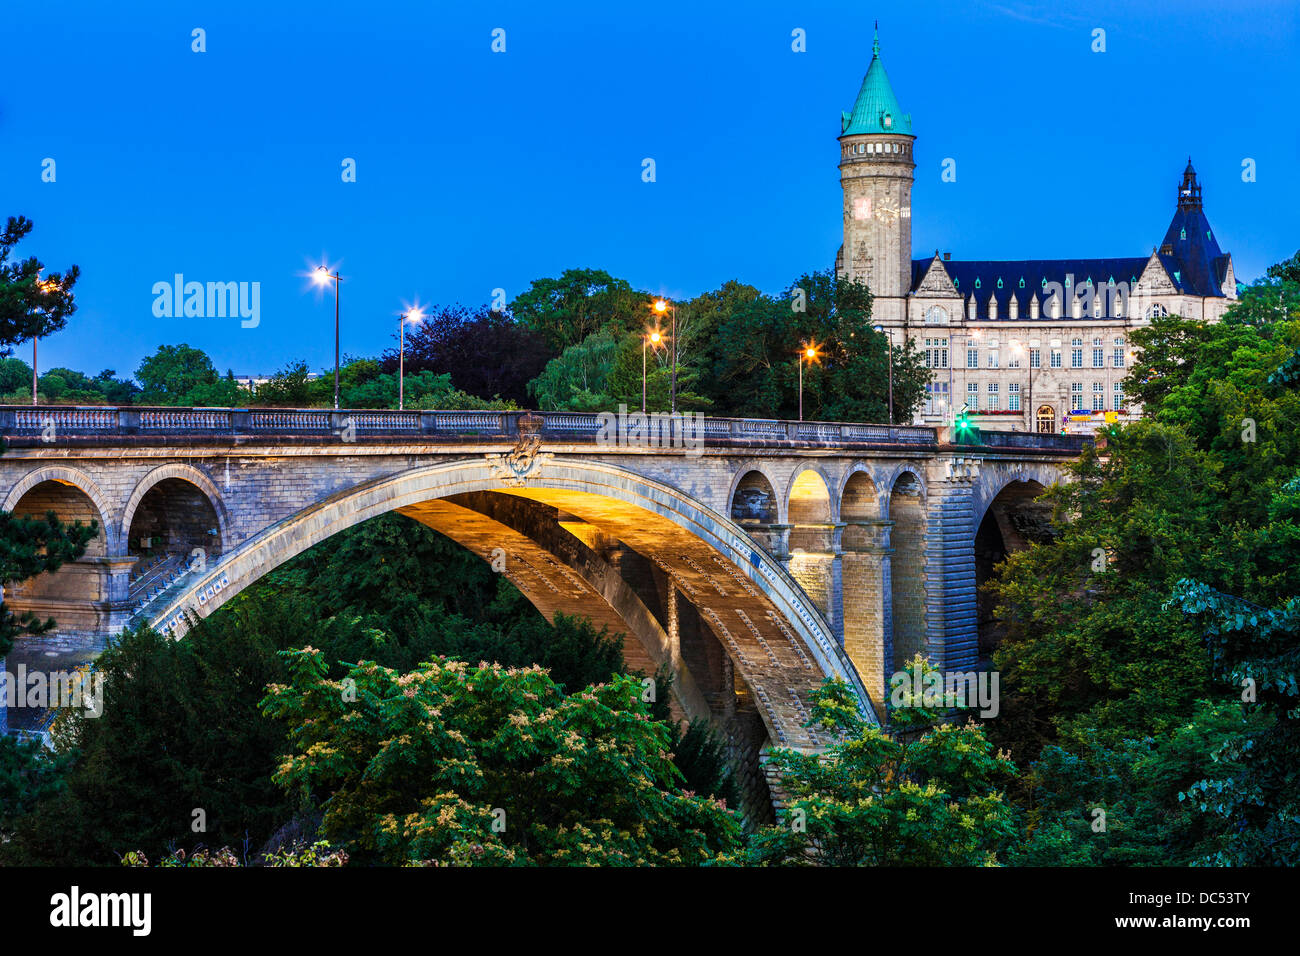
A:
841;27;911;136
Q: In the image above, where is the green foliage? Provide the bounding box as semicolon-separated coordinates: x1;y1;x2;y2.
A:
692;270;927;422
1009;700;1260;865
134;343;248;406
672;719;740;809
262;649;742;865
122;840;348;867
1168;576;1300;865
751;669;1020;866
528;329;622;411
0;509;98;656
0;735;72;837
0;215;78;352
510;268;651;355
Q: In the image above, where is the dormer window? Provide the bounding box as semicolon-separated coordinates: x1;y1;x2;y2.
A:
1180;228;1186;240
883;112;892;129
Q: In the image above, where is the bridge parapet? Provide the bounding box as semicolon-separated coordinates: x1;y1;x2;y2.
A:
0;406;1087;454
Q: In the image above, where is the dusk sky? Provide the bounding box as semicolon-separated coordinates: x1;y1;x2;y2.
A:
6;0;1298;381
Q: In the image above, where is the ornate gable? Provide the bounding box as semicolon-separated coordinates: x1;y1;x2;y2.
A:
914;254;959;296
1136;252;1176;296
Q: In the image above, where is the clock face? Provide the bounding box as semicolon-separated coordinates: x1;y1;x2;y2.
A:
874;194;900;225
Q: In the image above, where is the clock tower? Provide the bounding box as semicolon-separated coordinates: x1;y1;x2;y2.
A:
837;27;915;322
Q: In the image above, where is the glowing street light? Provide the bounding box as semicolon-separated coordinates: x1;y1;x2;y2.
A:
654;298;678;413
399;306;425;411
313;265;343;409
798;341;820;421
642;327;664;413
31;273;58;407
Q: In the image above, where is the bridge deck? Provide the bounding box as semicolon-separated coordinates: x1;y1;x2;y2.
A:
0;406;1091;454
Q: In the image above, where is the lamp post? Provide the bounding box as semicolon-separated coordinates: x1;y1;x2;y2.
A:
798;343;819;421
653;299;677;413
642;328;663;413
874;324;894;424
398;307;424;411
313;266;343;409
32;275;55;406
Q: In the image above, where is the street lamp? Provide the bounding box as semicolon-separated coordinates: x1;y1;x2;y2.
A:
653;298;677;414
32;274;56;407
798;342;820;421
313;265;343;409
398;306;424;411
874;324;894;424
642;327;663;413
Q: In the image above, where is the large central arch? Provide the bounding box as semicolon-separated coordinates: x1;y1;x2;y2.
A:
148;457;875;747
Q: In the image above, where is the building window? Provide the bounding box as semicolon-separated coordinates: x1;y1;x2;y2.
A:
1092;382;1105;411
1146;303;1169;318
967;381;979;410
1113;336;1126;368
987;350;999;368
967;348;979;369
1009;382;1021;411
1071;382;1084;411
1030;348;1041;369
1114;381;1124;409
987;382;999;411
1070;338;1083;368
925;306;949;325
924;337;948;369
925;381;949;416
1050;349;1062;369
1093;347;1105;368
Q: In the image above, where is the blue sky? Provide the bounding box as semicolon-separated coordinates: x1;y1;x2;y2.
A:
4;0;1298;381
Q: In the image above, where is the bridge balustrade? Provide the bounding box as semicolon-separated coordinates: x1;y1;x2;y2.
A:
0;406;1090;453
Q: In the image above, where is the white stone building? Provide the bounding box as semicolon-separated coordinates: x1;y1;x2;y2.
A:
836;31;1239;432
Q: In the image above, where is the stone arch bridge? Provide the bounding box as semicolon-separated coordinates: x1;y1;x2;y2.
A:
0;406;1085;806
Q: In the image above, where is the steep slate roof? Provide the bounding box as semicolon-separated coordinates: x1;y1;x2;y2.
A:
1160;160;1228;297
841;29;912;136
910;257;1151;318
910;161;1230;315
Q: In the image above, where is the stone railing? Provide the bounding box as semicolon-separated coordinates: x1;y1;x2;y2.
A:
0;406;1089;453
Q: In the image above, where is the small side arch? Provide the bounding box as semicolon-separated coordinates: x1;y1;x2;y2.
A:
2;466;114;554
119;463;230;558
727;464;781;525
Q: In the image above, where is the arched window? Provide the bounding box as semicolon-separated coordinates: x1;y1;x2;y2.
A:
924;305;949;325
1145;303;1169;318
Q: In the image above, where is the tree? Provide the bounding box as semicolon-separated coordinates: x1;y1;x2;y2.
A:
0;216;78;353
135;344;224;404
527;329;622;411
262;649;742;865
694;270;927;422
382;305;550;406
0;217;98;657
510;268;650;355
750;662;1020;866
